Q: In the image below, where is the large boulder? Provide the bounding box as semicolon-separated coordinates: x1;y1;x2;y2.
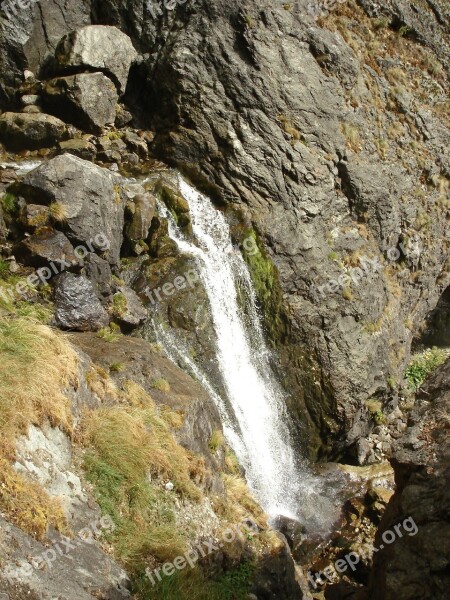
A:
54;273;109;332
17;154;124;264
43;73;118;133
0;112;68;150
55;25;138;94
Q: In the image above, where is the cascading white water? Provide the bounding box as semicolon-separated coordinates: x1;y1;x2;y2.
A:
154;175;338;531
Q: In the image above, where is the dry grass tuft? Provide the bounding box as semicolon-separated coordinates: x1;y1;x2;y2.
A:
221;474;267;529
0;316;78;538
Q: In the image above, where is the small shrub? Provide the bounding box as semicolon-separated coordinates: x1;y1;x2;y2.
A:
341;122;361;152
0;259;10;279
1;192;17;214
151;378;171;393
342;286;353;301
113;292;128;317
404;347;449;390
97;324;122;343
209;430;225;452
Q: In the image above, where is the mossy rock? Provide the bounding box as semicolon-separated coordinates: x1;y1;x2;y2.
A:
154;179;191;228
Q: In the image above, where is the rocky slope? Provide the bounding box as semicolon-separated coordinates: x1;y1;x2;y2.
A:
0;1;449;599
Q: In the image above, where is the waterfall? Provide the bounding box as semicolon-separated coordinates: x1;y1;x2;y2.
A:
154;175;338;531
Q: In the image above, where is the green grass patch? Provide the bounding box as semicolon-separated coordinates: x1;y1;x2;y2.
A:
404;347;449;390
134;560;255;600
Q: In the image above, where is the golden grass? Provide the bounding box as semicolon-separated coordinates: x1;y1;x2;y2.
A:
209;429;225;452
0;458;69;540
0;316;78;538
48;201;68;223
0;316;78;458
82;382;201;501
221;474;267;529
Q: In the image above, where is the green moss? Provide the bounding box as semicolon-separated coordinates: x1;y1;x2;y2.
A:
1;193;18;215
113;292;128;317
241;230;286;345
155;182;191;228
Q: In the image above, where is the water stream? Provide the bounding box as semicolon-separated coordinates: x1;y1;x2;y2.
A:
154;175;339;532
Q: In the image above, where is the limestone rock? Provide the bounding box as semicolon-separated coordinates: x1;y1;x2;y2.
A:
0;112;68;151
17;154;124;264
43;73;118;133
55;25;138;94
54;273;109;332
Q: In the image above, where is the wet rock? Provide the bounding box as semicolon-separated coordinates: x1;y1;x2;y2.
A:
155;178;191;228
55;25;138;94
112;286;147;327
0;112;68;151
54;273;109;332
17;154;124;264
43;73;118;133
15;228;80;269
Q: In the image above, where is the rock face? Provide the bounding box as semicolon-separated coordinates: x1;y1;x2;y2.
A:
54;273;109;331
368;359;450;600
133;0;449;458
43;73;118;133
0;112;69;150
55;25;138;94
17;154;124;264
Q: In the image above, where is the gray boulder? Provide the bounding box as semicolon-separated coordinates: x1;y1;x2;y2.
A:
17;154;124;264
43;73;118;133
55;25;138;94
0;112;68;151
54;273;109;332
